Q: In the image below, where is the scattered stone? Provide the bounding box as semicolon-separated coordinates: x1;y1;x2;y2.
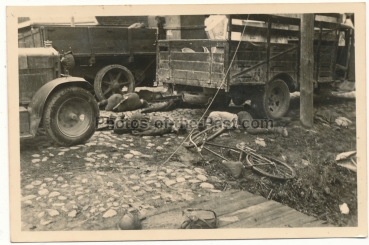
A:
130;150;142;156
194;168;207;175
61;184;69;188
23;200;33;206
107;182;114;187
46;209;59;217
75;191;84;196
84;158;96;163
44;178;53;182
58;152;65;156
130;175;140;180
103;209;117;218
58;196;67;201
189;179;201;183
68;210;77;218
113;202;119;207
124;154;134;159
155;183;161;188
42;157;48;162
196;174;208;182
97;154;108;158
90;208;96;213
48;192;61;198
165;180;176;187
49;153;54;157
38;189;49;196
147;143;155;147
176;177;186;183
132;186;140;191
32;154;40;158
156;146;163;151
184;169;194;175
52;203;65;207
57;177;64;182
70;146;80;150
82;178;88;184
37;212;45;218
25;185;34;190
31;180;42;186
200;183;214;189
40;220;53;226
22;195;37;202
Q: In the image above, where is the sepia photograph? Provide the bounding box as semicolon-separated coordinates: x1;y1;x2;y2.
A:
6;2;367;242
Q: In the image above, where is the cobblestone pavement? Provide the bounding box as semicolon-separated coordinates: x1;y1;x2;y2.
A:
20;94;356;231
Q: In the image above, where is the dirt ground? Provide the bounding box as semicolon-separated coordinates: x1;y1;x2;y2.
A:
19;92;357;230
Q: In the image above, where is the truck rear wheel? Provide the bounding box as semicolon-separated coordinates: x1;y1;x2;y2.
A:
43;87;98;146
252;79;290;119
94;65;135;101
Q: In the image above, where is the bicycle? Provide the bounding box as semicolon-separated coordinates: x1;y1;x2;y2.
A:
183;128;296;180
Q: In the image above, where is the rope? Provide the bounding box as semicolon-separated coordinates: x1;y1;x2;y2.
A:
157;15;250;171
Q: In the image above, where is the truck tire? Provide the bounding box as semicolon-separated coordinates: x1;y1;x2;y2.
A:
252;79;290;119
43;86;98;146
94;65;135;101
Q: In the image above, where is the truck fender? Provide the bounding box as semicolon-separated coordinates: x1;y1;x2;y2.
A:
27;76;97;137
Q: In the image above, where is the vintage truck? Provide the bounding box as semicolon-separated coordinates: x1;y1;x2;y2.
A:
19;42;99;146
18;19;158;102
157;14;354;118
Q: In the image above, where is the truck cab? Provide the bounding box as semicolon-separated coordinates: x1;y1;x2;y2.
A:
19;43;99;146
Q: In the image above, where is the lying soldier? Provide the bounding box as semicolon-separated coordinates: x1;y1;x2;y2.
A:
98;93;149;112
113;113;187;136
205;111;288;137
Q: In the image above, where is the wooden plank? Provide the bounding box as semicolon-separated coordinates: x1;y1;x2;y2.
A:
212;63;224;73
159;52;169;60
171;60;210;72
212;53;224;63
171;52;210;62
159;61;169;69
230;41;267;51
233;51;267;61
157;69;170;79
220;200;287;228
211;73;225;83
145;190;242;219
270;64;298;72
159;39;227;49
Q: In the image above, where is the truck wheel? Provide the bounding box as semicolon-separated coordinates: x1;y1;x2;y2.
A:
94;65;135;101
252;79;290;119
43;87;98;146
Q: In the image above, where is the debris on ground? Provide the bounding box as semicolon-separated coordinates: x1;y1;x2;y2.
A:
335;117;353;127
339;203;350;214
221;160;243;178
336;151;357;172
255;138;266;147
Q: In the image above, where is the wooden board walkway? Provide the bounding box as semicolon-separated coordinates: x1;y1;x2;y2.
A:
142;190;332;229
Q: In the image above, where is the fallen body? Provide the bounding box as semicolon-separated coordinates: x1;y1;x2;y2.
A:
206;111;288;137
113;113;186;136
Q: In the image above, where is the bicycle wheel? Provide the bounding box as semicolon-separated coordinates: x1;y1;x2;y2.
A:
245;154;296;180
183;127;225;148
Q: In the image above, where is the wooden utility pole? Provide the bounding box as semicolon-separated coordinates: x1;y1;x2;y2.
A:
300;14;315;128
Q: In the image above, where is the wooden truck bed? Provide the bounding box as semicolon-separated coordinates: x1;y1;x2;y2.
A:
157;14;349;90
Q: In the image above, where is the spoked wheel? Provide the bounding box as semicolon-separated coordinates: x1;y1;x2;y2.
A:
94;65;135;101
183;126;226;148
252;79;290;119
245;154;296;180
